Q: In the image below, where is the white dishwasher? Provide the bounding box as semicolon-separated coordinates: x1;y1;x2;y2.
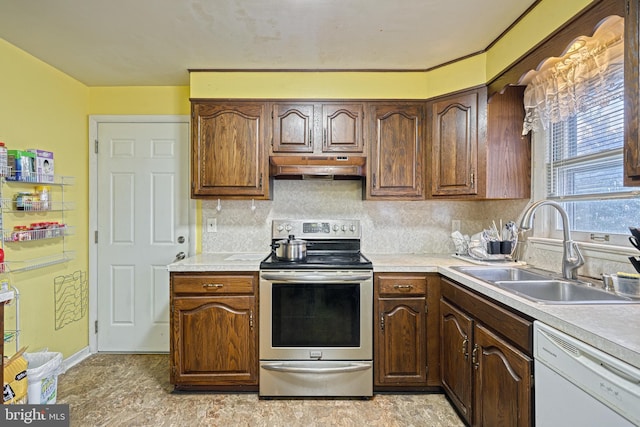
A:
534;321;640;426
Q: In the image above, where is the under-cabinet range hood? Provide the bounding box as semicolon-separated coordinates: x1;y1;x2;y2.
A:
269;155;366;179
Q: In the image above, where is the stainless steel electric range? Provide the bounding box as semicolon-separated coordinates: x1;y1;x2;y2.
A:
259;219;373;398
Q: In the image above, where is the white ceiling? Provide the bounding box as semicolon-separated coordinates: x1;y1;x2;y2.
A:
0;0;537;86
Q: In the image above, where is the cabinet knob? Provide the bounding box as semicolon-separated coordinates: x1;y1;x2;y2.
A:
393;284;413;290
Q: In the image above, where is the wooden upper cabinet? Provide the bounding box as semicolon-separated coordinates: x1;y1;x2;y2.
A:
271;102;364;154
429;89;481;197
322;103;364;153
485;86;531;199
428;86;530;199
625;0;640;185
367;102;424;200
191;101;269;199
272;103;315;153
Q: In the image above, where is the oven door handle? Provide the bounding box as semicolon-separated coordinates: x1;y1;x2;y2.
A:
260;362;371;374
260;273;372;283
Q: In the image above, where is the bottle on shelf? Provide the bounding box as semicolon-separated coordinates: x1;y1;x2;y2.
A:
0;141;7;177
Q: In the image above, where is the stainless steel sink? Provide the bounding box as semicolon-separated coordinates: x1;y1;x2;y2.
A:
452;266;639;304
494;280;635;304
454;266;550;282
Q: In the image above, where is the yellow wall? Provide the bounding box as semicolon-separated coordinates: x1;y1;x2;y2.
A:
0;39;90;358
89;86;190;115
486;0;595;80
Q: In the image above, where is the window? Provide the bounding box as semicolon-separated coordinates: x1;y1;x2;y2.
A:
523;16;639;245
545;76;640;239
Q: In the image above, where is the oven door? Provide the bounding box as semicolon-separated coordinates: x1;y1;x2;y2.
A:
259;270;373;361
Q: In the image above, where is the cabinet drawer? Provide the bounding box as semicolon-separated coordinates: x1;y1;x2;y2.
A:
378;274;427;296
441;277;533;355
171;273;256;295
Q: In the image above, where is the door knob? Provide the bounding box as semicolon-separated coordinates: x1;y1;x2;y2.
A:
174;251;186;262
177;236;185;244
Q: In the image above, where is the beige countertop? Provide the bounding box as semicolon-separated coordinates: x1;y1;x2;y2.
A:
167;252;268;272
168;252;640;369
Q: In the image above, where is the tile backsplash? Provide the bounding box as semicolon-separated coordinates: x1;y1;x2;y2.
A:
201;179;528;255
200;179;636;279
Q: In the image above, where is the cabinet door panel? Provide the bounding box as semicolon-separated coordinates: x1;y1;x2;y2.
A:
172;296;257;386
430;91;478;196
323;103;364;153
376;298;426;385
440;299;473;425
473;324;532;427
192;102;267;198
625;0;640;185
272;103;314;153
368;103;424;199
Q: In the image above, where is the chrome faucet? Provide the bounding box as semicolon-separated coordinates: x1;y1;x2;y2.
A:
519;200;585;280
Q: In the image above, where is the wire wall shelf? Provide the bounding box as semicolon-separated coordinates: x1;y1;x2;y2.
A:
3;225;73;243
6;252;76;273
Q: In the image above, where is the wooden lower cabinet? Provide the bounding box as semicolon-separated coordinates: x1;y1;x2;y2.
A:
440;299;473;422
440;278;533;427
170;272;258;390
374;273;440;390
473;324;532;427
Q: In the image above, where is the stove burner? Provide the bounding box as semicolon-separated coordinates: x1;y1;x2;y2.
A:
261;219;371;270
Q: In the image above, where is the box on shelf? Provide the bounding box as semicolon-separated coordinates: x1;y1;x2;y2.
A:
2;351;28;404
7;150;36;182
27;149;54;183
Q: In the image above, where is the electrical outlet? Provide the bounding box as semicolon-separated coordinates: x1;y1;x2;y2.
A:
451;220;461;233
207;218;217;233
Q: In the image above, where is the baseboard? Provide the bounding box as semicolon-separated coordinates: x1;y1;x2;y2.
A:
62;346;91;373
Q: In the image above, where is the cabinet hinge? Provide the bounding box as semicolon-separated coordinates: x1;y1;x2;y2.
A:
94;320;98;334
95;139;99;154
425;303;428;314
531;374;534;388
259;173;263;188
94;230;98;244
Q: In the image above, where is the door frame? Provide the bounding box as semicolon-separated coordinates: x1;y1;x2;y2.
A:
88;115;195;353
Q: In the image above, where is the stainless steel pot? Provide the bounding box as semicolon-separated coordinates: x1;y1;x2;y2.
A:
272;235;307;261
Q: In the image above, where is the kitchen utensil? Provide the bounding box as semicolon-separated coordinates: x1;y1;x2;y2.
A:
629;256;640;274
612;273;640;298
271;234;307;261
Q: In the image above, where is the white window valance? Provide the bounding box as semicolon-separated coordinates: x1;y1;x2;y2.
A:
520;15;624;135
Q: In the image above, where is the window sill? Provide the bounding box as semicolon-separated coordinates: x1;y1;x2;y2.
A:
527;237;637;263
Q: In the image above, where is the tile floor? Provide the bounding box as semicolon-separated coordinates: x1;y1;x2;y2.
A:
56;354;464;427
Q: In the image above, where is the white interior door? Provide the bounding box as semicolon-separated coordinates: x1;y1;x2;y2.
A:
96;121;189;352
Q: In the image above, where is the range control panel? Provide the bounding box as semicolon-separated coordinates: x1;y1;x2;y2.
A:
272;219;361;239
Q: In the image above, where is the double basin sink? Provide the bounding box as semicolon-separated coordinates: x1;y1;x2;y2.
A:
453;266;639;305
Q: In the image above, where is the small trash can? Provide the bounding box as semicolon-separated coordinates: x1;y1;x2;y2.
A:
24;351;63;404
